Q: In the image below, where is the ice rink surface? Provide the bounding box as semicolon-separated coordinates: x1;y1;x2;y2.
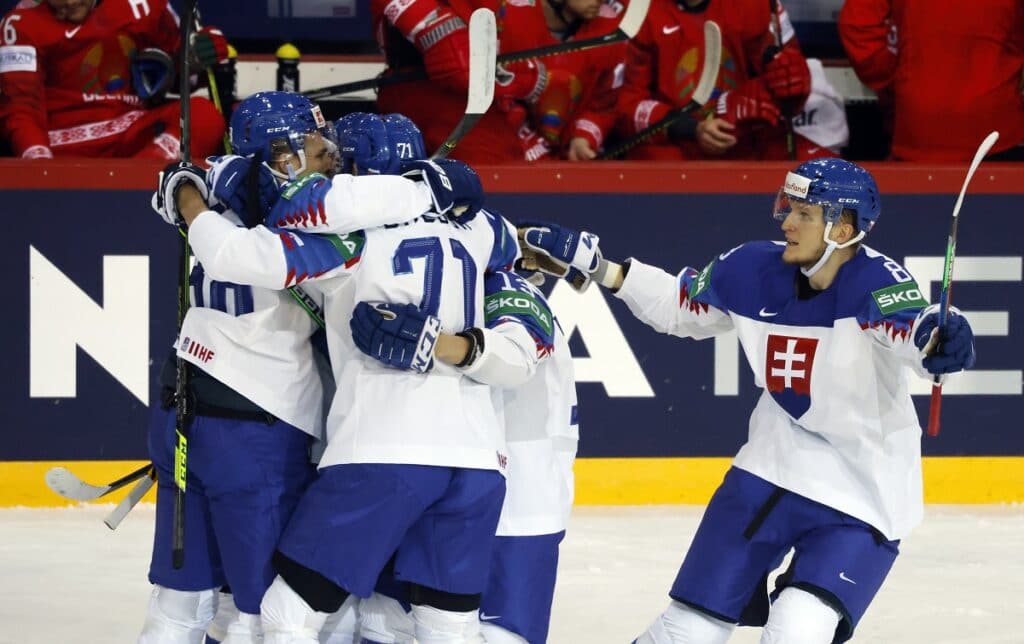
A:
1;504;1022;643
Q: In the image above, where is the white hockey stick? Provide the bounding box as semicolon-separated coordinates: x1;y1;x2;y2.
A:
432;8;497;159
105;468;157;530
926;130;1000;437
598;20;722;159
45;463;152;502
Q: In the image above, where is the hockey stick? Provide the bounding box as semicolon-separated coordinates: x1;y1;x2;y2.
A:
598;20;721;160
44;463;152;502
926;130;999;437
767;0;795;160
302;0;649;101
105;467;157;530
431;8;497;159
173;0;199;570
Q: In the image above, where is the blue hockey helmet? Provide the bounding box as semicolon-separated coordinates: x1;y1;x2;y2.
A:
773;158;881;236
335;112;426;175
229;91;335;180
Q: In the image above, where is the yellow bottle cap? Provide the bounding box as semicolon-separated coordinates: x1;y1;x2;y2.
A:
276;43;301;60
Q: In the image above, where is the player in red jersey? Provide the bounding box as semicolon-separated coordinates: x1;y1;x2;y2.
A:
839;0;1024;161
616;0;826;161
0;0;227;160
372;0;628;162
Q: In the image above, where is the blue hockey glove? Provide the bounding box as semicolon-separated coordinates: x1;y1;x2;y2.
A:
400;158;483;220
130;48;175;105
205;155;281;226
151;161;209;227
517;220;602;292
914;306;977;375
350;302;442;373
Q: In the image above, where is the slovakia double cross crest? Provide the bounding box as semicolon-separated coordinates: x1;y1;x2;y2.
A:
764;334;818;419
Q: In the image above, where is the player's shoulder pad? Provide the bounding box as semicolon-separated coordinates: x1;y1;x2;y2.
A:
685;241;776;301
852;245;929;327
481;208;520;272
266;172;332;228
483;270;555;347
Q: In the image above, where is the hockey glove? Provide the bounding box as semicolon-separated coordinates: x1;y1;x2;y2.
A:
152;162;209;227
350;302;442;374
400;158;483;220
762;46;811;101
190;27;229;69
130;48;175;106
914;306;977;375
495;58;548;104
205;155;281;226
715;79;782;129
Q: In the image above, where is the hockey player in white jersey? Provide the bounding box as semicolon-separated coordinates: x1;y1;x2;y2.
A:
146;91;477;643
354;268;579;644
517;158;977;644
334;113;580;644
167;121;522;643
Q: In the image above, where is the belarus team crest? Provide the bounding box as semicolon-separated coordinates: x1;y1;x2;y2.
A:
764;334;818;419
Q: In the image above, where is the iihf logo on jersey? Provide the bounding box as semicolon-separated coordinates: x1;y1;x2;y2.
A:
181;336;216;363
764;334;818;419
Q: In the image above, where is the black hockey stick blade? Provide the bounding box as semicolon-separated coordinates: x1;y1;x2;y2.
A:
303;0;650;101
598;20;721;160
432;8;497;159
105;467;157;530
45;463;153;502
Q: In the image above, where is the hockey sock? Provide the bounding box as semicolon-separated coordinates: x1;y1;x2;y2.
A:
760;587;840;644
410;604;485;644
634;600;734;644
138;585;218;644
261;576;330;644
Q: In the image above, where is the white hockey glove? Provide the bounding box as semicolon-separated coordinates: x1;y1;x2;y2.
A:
152;161;210;227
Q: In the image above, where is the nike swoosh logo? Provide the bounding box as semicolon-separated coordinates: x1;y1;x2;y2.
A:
480;613;501;621
759;307;778;317
65;26;82;38
839;571;857;585
807;147;821;154
718;244;742;261
662;25;680;35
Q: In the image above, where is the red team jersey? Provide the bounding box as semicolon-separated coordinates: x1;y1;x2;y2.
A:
373;0;627;162
617;0;816;160
840;0;1024;161
0;0;223;159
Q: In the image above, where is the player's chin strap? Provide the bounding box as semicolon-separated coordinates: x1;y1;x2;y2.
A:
801;223;866;278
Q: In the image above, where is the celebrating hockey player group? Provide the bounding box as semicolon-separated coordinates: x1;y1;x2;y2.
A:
146;91;578;644
142;85;978;644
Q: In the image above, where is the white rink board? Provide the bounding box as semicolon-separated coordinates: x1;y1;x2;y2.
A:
0;505;1021;643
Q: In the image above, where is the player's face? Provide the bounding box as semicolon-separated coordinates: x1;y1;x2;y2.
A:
304;132;337;177
565;0;602;21
278;132;337;179
46;0;94;23
779;201;828;266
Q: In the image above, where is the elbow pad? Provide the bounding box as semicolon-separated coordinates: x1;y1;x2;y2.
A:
459;326;539;388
